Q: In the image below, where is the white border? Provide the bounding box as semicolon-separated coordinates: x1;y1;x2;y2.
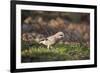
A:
16;4;95;69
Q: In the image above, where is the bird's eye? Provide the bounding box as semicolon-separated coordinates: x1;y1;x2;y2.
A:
60;35;63;36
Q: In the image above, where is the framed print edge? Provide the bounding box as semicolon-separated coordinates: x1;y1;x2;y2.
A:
10;0;97;73
10;1;16;72
94;6;97;67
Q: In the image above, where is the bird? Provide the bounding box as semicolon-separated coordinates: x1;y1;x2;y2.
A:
39;32;64;49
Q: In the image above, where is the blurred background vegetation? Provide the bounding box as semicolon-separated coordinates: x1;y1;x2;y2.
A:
21;10;90;63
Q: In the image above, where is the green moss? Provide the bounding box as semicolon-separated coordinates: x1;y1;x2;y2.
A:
21;42;90;63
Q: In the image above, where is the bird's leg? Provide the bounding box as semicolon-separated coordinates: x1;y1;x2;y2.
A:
47;45;50;50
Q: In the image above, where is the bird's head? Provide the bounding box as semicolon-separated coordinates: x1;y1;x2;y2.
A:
55;32;64;39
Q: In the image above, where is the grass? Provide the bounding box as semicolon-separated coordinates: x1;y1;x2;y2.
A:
21;41;90;63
